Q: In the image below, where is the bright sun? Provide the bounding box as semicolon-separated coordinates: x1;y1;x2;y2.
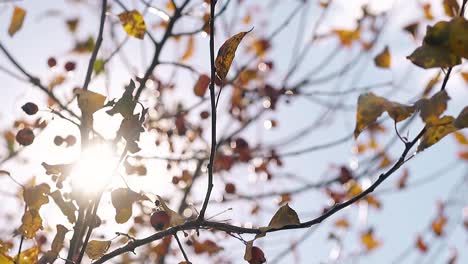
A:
70;143;118;195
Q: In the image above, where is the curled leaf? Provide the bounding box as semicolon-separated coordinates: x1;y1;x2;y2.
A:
39;225;68;263
50;190;77;223
19;209;43;239
215;29;252;80
85;240;111;260
407;44;460;69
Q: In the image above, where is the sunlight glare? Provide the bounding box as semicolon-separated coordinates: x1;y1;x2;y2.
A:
71;143;117;196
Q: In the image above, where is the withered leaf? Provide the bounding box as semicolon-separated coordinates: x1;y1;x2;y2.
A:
19;209;43;239
215;29;252;80
50;190;77;223
39;225;68;264
111;188;148;224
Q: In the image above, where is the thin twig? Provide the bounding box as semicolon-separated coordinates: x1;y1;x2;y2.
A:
198;0;217;221
174;233;191;263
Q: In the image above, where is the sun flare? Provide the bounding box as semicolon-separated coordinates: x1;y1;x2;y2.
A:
70;143;117;195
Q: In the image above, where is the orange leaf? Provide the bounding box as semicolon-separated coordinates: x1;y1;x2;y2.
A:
416;235;428;253
431;214;447;236
360;229;381;251
8;6;26;37
374;46;391;68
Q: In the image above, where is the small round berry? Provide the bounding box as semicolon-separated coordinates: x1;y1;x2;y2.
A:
150;211;171;231
47;57;57;68
16;128;35;146
64;61;76;72
21;102;38;115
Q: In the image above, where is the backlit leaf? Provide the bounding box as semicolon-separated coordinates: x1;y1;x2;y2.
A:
106;80;136;118
19;209;43;239
374;46;391;68
39;225;68;263
14;246;39;264
215;30;252;80
452;131;468;145
111;188;148;224
93;59;105;75
8;6;26;37
118;10;146;39
23;183;50;210
50;190;77;223
74;89;106;119
85;240;111;260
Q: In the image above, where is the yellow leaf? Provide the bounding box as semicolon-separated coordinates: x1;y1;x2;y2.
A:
383;101;416;123
424;21;450;46
215;30;252;80
407;44;460;69
0;252;14;264
156;195;185;227
454;106;468;129
418;116;458;151
443;0;460;17
361;229;381;251
333;28;361;47
354;93;415;138
267;203;300;229
85;240;111;260
23;183;50;210
423;3;434;20
74;89;106;118
14;246;39;264
416;90;450;125
452;131;468;145
374;46;391;68
448;17;468;59
39;225;69;263
118;10;146;39
354;93;387;138
181;36;194;61
8;6;26;37
50;190;77;223
111;188;148;224
19;209;42;239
